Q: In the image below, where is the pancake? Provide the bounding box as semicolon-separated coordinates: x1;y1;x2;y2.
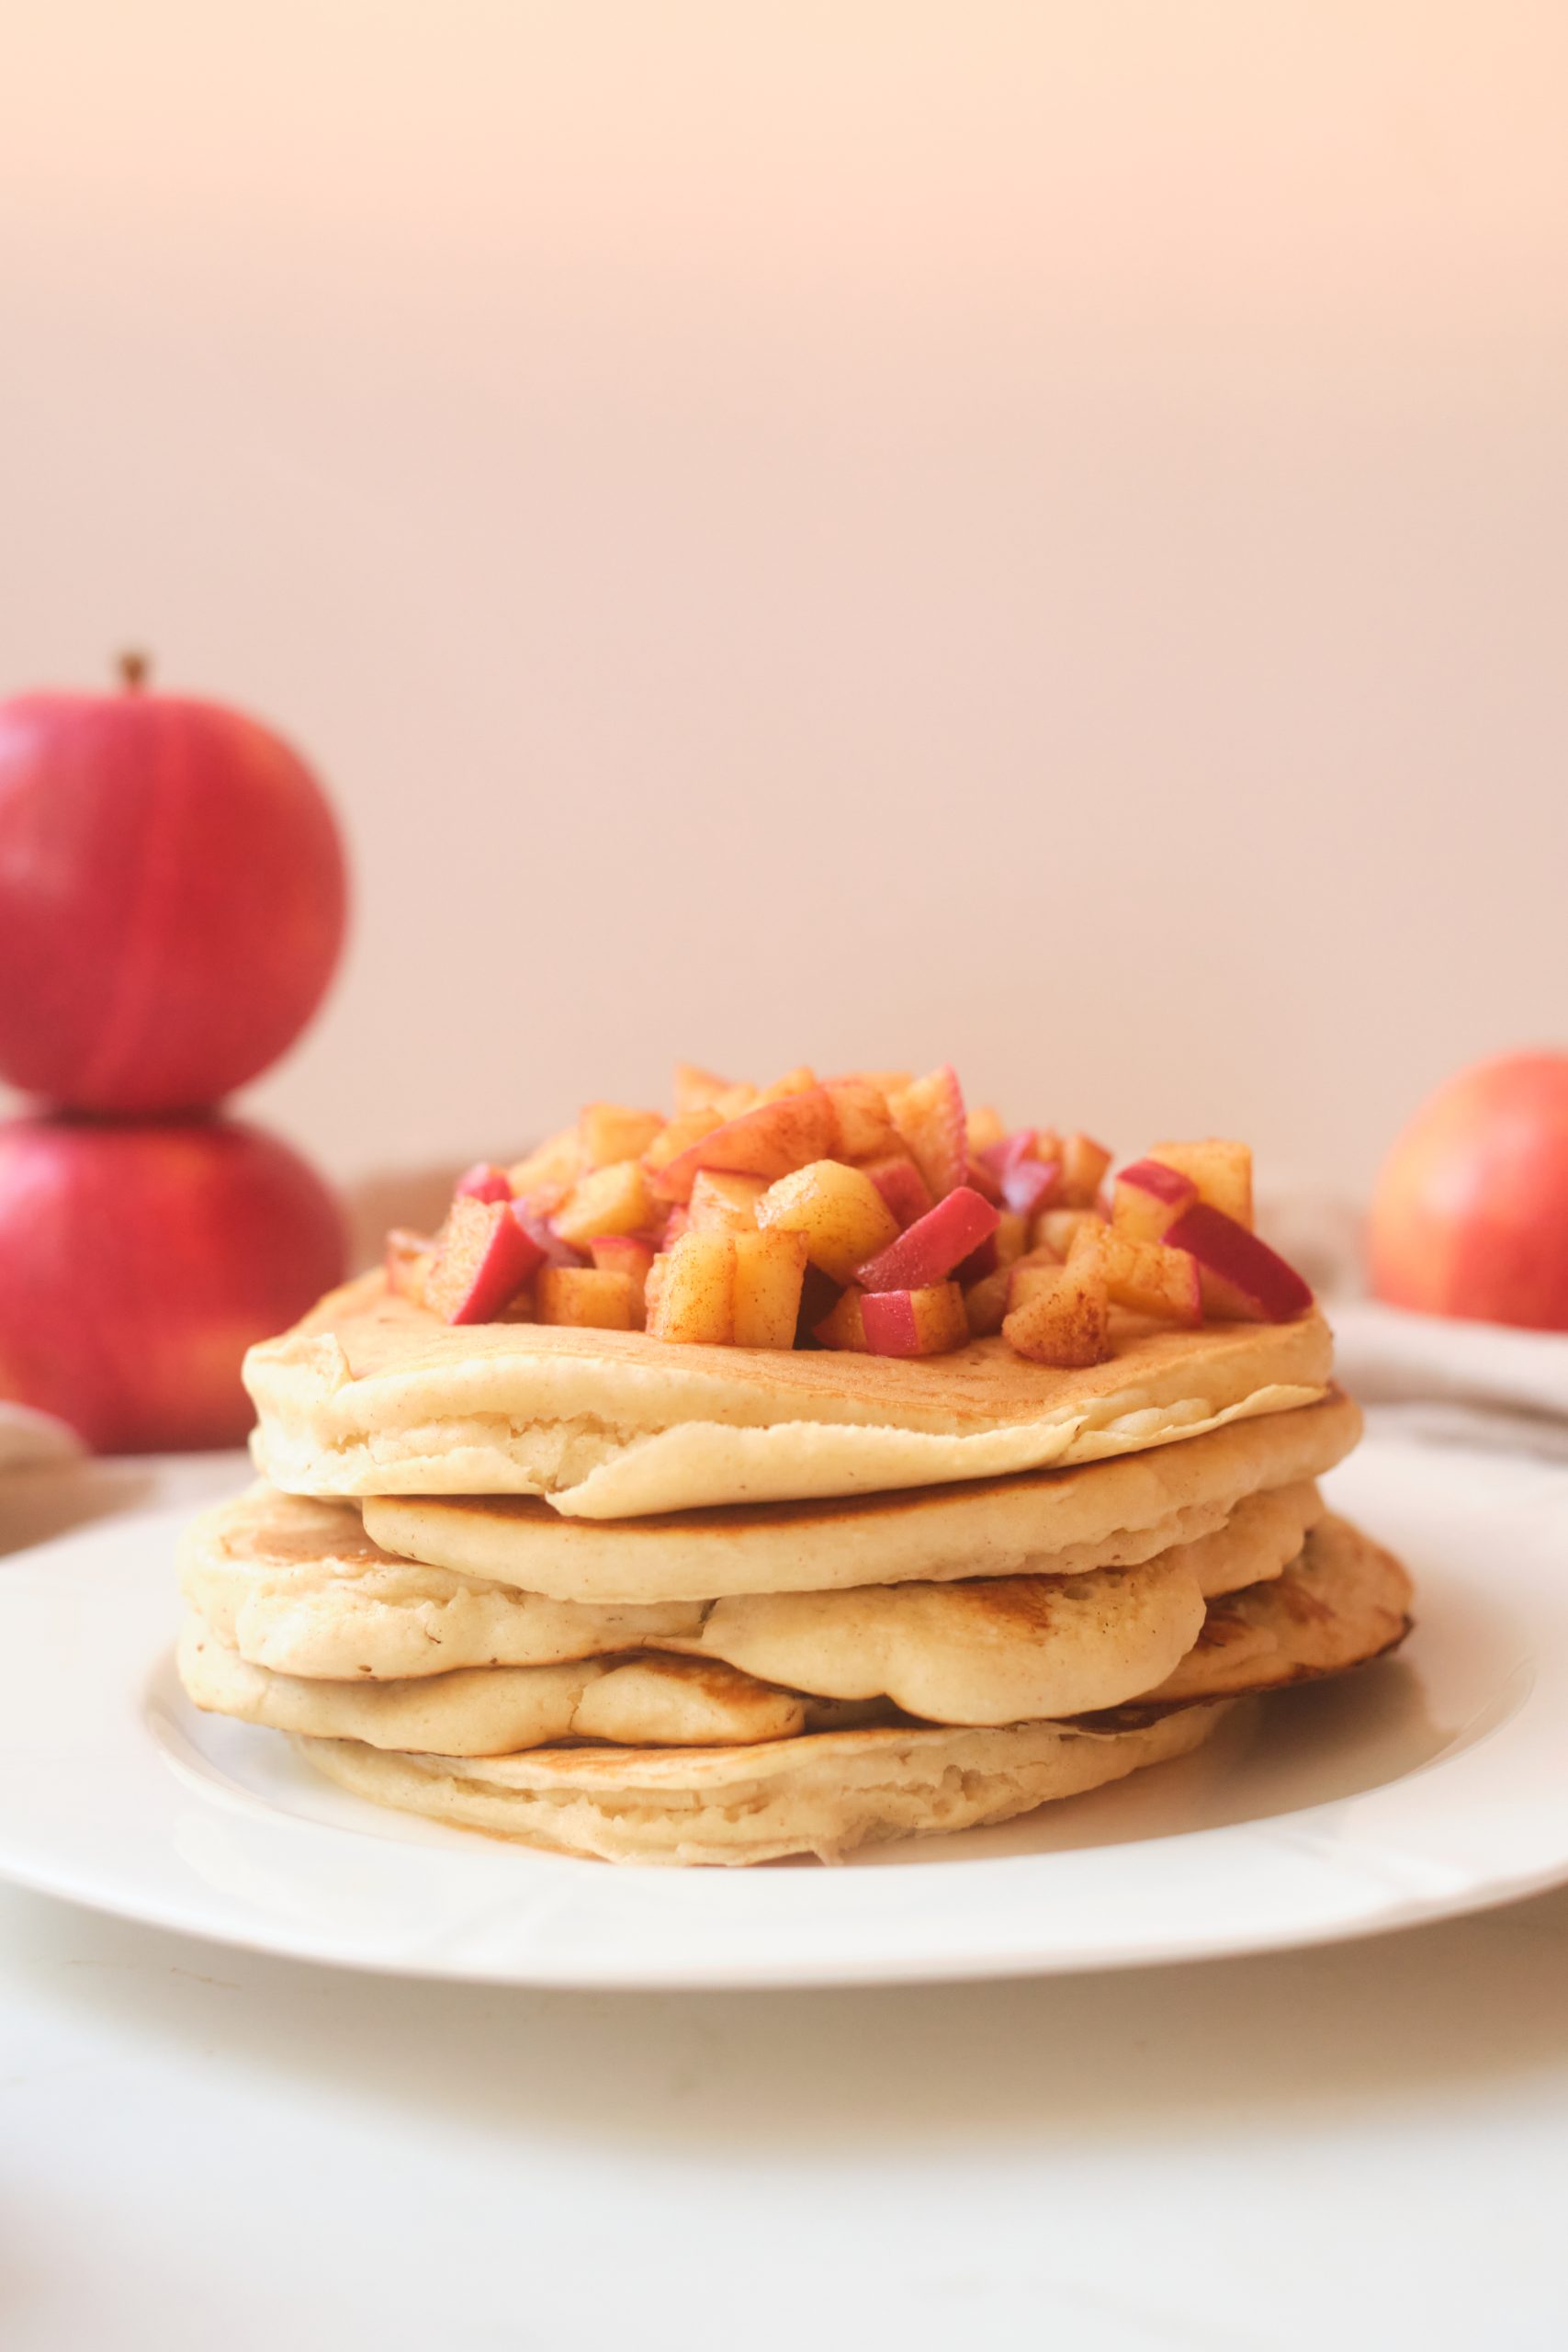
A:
1142;1513;1414;1703
182;1476;1318;1688
245;1272;1332;1515
360;1391;1359;1602
176;1618;828;1753
296;1700;1230;1865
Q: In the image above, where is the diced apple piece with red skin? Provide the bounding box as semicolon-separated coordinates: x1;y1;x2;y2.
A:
646;1231;736;1343
1112;1158;1199;1244
888;1066;967;1201
756;1159;900;1283
513;1204;585;1270
425;1197;543;1324
965;1103;1007;1154
1002;1156;1060;1217
1077;1228;1201;1324
732;1228;809;1348
978;1128;1034;1182
649;1087;840;1204
551;1158;655;1248
536;1266;637;1330
1163;1203;1313;1322
860;1282;969;1357
1033;1207;1106;1259
588;1235;656;1325
1149;1139;1255;1230
385;1227;435;1308
1003;1259;1111;1366
661;1205;691;1247
962;1204;1030;1284
578;1103;664;1170
964;1153;1003;1206
505;1127;581;1199
859;1153;933;1228
963;1268;1011;1337
1058;1134;1112;1209
826;1079;898;1161
687;1170;768;1235
814;1286;870;1351
854;1184;999;1294
453;1161;513;1204
642;1106;724;1179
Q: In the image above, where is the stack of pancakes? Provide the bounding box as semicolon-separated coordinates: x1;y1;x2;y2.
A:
177;1273;1412;1864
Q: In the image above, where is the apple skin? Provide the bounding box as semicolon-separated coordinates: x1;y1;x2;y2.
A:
0;670;346;1112
854;1185;999;1294
0;1114;344;1450
1368;1053;1568;1329
1163;1202;1312;1323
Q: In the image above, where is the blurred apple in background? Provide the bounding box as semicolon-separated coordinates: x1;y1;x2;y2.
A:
1368;1052;1568;1330
0;653;346;1113
0;1115;345;1451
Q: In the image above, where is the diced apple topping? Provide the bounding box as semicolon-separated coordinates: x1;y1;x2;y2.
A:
732;1228;809;1348
551;1158;656;1248
453;1161;513;1204
853;1184;999;1294
587;1235;656;1325
756;1159;900;1283
646;1231;736;1343
963;1267;1011;1337
383;1062;1310;1359
385;1227;435;1308
1033;1207;1105;1260
425;1197;543;1325
858;1153;933;1227
888;1066;967;1200
1148;1138;1254;1230
505;1127;581;1200
578;1102;664;1169
536;1266;638;1330
814;1287;869;1350
825;1079;899;1162
1112;1157;1199;1244
1072;1227;1201;1325
649;1087;840;1204
860;1283;969;1358
1163;1203;1313;1322
1058;1133;1113;1209
687;1170;769;1234
1002;1258;1111;1366
965;1103;1007;1154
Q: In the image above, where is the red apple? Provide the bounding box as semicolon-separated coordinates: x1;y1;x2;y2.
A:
0;656;347;1113
1163;1202;1312;1322
1368;1052;1568;1329
426;1198;545;1324
648;1087;840;1203
854;1185;999;1293
0;1114;344;1450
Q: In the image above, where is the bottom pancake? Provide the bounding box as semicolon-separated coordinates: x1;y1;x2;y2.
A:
299;1701;1228;1866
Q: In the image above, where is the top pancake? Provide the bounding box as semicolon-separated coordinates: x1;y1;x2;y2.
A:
245;1272;1333;1518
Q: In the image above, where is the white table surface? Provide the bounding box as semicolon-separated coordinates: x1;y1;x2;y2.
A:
4;1452;1567;2352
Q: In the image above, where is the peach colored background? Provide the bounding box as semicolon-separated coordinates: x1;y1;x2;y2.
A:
3;5;1564;1197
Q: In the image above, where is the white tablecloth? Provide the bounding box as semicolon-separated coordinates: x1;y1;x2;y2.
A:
3;1453;1566;2352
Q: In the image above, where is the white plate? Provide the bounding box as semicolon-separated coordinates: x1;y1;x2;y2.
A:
0;1435;1564;1987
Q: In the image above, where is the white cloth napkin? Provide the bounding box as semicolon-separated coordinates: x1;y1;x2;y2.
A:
1327;1300;1568;1460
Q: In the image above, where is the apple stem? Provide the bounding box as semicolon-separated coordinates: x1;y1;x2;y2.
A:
118;650;151;692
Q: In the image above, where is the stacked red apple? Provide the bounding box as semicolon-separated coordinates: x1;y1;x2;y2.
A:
0;658;347;1450
390;1061;1313;1366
